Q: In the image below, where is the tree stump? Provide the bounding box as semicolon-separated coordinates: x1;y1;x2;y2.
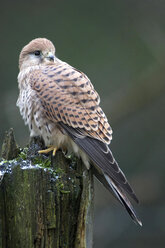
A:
0;129;94;248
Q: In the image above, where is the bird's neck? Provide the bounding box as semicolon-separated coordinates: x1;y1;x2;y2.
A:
17;65;41;89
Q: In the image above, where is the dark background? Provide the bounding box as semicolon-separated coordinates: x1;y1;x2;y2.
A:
0;0;165;247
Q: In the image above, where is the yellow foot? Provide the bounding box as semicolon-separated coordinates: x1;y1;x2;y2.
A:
38;146;57;156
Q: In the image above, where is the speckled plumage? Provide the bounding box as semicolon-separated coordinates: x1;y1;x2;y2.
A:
17;38;141;225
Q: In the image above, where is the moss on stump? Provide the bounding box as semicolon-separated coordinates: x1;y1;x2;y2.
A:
0;129;93;248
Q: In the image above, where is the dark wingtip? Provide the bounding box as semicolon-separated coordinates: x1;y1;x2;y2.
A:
104;174;142;226
131;192;139;204
126;204;142;226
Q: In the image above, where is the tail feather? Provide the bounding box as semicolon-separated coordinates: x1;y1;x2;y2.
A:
104;174;142;226
59;123;142;225
92;167;142;226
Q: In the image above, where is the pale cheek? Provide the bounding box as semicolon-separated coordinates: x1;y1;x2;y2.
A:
21;56;41;68
29;54;41;63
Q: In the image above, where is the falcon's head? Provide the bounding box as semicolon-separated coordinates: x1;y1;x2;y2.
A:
19;38;55;70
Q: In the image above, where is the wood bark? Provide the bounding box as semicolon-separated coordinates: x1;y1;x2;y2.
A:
0;129;93;248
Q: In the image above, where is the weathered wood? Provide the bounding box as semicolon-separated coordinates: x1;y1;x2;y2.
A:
0;129;93;248
1;128;19;160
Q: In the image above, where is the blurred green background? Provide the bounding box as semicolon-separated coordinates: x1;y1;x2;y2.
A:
0;0;165;247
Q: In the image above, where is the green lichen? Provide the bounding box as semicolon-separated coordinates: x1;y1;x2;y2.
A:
32;156;51;168
55;180;70;194
32;156;65;176
60;189;70;194
0;160;8;166
0;157;18;166
31;155;68;194
18;148;28;160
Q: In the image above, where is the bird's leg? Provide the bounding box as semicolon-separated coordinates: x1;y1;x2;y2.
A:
38;146;57;156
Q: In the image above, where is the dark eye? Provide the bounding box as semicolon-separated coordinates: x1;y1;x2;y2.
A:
34;50;41;56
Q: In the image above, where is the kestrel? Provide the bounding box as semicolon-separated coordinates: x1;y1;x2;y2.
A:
17;38;142;226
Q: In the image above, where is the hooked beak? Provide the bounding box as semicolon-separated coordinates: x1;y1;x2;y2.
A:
46;52;55;62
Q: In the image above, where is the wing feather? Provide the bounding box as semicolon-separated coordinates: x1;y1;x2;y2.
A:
30;62;112;143
59;123;141;225
59;122;139;203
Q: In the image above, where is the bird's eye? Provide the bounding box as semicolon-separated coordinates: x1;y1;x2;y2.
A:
34;50;41;56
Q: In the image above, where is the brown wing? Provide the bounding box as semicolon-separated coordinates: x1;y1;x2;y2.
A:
30;62;112;144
